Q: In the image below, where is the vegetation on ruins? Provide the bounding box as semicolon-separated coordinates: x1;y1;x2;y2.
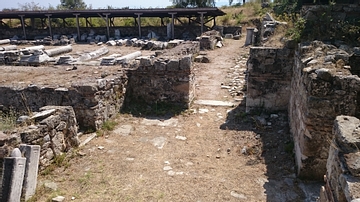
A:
0;109;17;132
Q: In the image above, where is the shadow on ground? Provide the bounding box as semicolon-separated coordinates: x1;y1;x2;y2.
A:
220;100;323;202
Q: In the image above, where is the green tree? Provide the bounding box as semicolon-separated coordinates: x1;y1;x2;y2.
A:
172;0;216;7
60;0;87;10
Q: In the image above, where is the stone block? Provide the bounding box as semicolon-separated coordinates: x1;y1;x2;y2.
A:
344;152;360;177
179;55;192;70
154;60;166;71
166;59;179;71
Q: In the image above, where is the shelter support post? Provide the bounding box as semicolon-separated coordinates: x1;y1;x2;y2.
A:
19;15;26;40
169;12;177;39
73;13;81;41
45;14;52;39
134;13;143;38
198;12;207;35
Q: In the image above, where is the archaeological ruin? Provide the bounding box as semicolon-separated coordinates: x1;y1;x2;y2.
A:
0;3;360;201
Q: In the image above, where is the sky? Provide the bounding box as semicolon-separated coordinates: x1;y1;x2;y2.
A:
0;0;228;10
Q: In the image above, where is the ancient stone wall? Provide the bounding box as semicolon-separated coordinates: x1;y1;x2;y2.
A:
301;5;360;46
246;46;295;112
0;106;79;169
125;42;199;108
0;26;242;40
0;75;127;130
319;116;360;202
289;41;360;180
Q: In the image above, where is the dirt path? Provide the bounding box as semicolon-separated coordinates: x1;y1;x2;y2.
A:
36;38;322;202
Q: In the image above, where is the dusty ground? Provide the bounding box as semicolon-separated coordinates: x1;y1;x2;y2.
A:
2;37;322;201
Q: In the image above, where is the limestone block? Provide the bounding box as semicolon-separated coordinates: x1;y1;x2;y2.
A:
154;60;166;71
179;55;192;70
166;59;179;71
334;116;360;153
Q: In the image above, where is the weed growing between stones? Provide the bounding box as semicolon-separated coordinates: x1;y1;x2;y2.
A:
96;120;117;137
0;109;17;132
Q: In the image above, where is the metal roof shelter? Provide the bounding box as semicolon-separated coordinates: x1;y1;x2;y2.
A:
0;8;226;40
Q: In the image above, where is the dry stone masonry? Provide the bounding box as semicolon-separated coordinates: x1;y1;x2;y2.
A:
0;106;79;169
289;41;360;180
319;116;360;201
246;45;295;112
126;41;199;107
0;73;128;130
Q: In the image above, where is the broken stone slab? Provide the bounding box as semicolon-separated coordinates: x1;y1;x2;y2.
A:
78;47;109;62
141;118;178;127
20;45;45;55
216;41;223;48
194;55;210;63
151;137;166;149
79;133;97;147
57;55;76;65
100;54;122;66
0;45;17;51
44;45;72;57
225;34;233;39
194;100;234;107
52;196;65;202
30;109;56;120
106;40;117;46
115;51;141;64
0;39;10;45
113;125;132;136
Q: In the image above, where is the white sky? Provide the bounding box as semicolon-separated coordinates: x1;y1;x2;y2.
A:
0;0;229;10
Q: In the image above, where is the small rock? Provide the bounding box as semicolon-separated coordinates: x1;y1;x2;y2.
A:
241;146;247;155
44;181;58;191
167;170;176;176
230;191;247;199
52;196;65;202
98;146;104;150
270;114;279;118
163;166;172;171
216;155;221;159
175;135;187;141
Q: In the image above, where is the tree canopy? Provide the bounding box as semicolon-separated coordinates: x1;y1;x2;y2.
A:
60;0;87;10
172;0;216;7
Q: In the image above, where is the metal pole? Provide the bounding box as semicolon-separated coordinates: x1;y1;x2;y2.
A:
45;14;52;39
19;15;27;39
169;12;177;40
134;13;143;38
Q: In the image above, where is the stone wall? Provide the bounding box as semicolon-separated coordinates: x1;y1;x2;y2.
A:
0;75;128;130
246;45;295;112
289;41;360;180
301;5;360;46
0;106;79;168
0;26;242;40
125;41;199;108
319;116;360;202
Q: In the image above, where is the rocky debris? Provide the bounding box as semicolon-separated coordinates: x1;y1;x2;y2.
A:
100;54;122;66
57;55;76;65
221;55;247;101
194;55;210;63
19;50;50;66
198;30;223;50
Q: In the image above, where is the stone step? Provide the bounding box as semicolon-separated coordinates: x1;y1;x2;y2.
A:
194;100;234;107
